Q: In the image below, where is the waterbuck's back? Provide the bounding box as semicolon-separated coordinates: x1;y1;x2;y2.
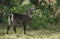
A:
13;13;32;25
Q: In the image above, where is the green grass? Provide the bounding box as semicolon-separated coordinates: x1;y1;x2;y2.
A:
0;26;60;39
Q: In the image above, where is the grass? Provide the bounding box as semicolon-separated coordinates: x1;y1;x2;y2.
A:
0;25;60;39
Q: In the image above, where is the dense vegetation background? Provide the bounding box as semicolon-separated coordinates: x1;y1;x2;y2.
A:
0;0;60;31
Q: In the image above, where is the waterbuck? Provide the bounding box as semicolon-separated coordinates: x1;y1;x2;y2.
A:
7;7;35;34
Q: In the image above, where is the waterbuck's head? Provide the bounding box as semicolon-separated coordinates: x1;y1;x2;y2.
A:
27;6;35;18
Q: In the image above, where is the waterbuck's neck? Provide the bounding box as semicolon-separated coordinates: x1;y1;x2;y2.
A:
27;12;32;18
27;8;34;18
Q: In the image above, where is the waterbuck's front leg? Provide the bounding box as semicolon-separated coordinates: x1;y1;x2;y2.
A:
23;22;27;35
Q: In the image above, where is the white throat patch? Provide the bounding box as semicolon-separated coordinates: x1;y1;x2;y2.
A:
29;14;32;17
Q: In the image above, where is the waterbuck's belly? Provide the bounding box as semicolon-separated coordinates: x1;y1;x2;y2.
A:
13;19;22;25
13;17;26;25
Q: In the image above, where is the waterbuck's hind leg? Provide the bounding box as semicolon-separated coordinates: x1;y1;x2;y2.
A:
13;25;16;33
7;25;11;34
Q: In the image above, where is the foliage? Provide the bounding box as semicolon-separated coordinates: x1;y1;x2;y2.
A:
30;0;39;7
0;0;60;30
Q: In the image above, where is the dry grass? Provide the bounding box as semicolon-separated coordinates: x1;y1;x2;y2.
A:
0;26;60;39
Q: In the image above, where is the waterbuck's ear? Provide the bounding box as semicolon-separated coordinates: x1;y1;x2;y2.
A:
28;7;32;10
